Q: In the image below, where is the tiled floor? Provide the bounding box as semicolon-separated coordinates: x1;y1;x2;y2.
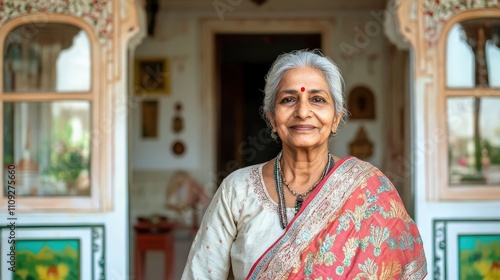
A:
141;232;194;280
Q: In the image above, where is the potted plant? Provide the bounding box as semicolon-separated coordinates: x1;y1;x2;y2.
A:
46;124;89;195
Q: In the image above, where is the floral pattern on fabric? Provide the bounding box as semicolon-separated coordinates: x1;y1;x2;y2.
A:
251;165;279;212
247;157;427;280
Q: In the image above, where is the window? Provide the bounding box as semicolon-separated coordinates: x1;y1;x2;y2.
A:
440;16;500;199
1;17;106;210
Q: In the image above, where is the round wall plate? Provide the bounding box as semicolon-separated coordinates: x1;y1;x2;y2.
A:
172;140;186;156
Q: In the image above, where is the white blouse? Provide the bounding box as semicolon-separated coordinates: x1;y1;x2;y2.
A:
181;163;296;280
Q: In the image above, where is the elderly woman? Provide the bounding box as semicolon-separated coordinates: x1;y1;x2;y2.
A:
182;50;427;279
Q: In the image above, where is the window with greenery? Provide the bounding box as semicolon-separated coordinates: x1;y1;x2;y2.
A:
2;23;93;197
446;18;500;186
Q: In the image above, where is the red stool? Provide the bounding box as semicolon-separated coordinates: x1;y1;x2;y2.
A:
134;217;175;280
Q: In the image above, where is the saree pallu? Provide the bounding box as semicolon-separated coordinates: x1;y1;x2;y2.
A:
247;157;427;280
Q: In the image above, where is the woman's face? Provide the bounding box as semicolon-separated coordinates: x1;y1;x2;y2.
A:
269;67;341;150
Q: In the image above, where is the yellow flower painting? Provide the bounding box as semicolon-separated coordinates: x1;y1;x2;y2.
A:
459;235;500;280
14;239;80;280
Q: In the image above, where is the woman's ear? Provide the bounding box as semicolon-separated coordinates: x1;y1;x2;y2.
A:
332;112;342;132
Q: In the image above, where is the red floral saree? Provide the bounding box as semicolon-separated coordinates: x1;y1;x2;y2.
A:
246;157;427;279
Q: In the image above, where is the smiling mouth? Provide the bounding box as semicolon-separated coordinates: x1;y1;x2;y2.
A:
290;125;316;131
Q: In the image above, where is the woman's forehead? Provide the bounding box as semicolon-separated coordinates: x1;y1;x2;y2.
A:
279;67;328;88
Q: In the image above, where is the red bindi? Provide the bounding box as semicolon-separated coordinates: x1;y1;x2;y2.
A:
300;87;305;92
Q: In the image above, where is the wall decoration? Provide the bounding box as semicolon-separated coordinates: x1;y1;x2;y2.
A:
172;102;184;133
349;125;373;160
171;102;186;156
422;0;500;45
0;0;113;42
0;224;105;280
458;234;500;279
347;86;375;119
134;58;170;94
172;141;186;156
433;219;500;280
141;100;159;138
15;239;80;279
173;116;184;133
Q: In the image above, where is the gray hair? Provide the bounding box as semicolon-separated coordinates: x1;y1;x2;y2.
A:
261;49;347;133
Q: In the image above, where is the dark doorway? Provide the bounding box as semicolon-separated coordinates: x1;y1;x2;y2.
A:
215;34;322;184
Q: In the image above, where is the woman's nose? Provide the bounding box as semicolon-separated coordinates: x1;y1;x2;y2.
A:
295;99;312;119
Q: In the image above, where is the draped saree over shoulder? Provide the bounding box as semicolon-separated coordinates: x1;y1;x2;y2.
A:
246;157;427;280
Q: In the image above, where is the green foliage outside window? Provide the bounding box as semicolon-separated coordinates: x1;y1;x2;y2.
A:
47;123;89;185
483;140;500;165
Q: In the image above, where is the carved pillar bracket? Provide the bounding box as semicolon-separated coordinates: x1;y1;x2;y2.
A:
385;0;411;50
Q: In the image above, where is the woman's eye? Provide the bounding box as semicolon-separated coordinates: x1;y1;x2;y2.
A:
312;96;325;103
280;97;295;103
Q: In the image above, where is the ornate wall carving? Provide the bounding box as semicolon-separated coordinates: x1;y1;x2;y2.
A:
423;0;500;45
1;0;113;42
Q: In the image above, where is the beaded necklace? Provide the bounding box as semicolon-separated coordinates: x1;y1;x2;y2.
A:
273;151;335;229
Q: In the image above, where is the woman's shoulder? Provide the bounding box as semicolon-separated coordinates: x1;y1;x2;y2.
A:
335;156;379;174
216;162;267;204
341;156;381;172
338;156;393;186
222;162;266;186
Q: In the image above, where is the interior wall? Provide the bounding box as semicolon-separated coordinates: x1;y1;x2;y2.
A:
329;14;389;167
132;17;201;171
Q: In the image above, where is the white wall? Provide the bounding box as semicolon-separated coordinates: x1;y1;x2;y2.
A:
330;13;388;167
133;17;202;172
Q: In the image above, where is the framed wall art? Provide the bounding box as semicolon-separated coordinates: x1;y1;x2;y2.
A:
433;219;500;280
0;224;105;280
134;58;171;95
141;100;159;138
347;85;375;119
349;125;373;160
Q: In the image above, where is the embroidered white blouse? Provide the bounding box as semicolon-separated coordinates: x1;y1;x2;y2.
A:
181;163;296;280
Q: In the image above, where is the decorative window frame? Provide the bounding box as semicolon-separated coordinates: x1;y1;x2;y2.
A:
397;1;500;200
435;10;500;200
0;13;113;211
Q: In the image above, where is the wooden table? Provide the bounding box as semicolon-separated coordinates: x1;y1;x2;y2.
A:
134;218;175;280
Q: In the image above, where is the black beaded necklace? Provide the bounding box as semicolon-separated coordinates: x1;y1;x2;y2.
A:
273;151;335;229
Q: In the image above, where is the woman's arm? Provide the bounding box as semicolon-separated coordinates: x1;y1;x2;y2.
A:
181;179;237;279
